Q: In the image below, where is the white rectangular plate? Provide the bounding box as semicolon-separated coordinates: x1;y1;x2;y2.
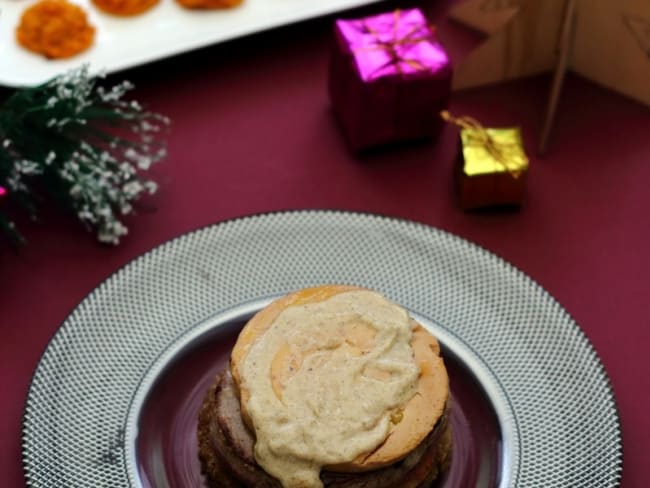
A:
0;0;383;87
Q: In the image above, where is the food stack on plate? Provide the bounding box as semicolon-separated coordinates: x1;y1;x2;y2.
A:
198;285;452;487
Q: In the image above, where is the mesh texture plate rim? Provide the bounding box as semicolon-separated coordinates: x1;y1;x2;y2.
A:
21;210;623;488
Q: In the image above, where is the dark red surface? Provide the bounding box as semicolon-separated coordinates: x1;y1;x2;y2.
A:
136;312;500;488
1;1;649;486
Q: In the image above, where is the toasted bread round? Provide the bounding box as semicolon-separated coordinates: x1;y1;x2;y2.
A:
230;285;449;472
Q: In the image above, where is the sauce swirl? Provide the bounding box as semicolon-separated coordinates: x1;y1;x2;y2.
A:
240;290;420;488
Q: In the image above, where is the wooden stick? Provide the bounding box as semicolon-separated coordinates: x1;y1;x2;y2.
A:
538;0;577;156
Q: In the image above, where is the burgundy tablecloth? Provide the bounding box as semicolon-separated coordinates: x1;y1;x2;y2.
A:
1;1;649;486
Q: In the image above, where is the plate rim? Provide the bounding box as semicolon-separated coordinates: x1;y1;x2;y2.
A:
20;209;624;487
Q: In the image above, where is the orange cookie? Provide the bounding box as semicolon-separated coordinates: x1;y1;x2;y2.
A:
16;0;95;59
230;285;450;472
91;0;158;16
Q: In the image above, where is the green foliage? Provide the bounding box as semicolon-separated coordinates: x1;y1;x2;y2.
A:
0;65;168;245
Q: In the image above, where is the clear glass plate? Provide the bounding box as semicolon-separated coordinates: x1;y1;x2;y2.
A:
128;300;506;487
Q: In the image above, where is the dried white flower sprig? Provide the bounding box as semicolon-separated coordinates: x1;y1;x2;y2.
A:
0;65;169;245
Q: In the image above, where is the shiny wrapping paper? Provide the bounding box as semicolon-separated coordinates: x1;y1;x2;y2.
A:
329;8;452;151
457;127;529;210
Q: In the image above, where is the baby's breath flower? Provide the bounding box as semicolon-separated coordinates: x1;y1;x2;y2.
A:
143;181;158;194
122;180;143;197
0;64;168;245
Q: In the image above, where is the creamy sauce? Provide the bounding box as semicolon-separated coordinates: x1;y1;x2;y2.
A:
239;290;420;488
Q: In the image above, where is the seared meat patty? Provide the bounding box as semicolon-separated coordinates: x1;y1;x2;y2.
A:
198;371;452;488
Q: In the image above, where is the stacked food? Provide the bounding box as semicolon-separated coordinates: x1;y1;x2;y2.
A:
198;285;452;487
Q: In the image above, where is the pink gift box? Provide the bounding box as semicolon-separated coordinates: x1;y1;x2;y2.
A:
328;8;452;152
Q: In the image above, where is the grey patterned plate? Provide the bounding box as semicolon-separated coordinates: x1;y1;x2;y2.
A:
22;210;622;487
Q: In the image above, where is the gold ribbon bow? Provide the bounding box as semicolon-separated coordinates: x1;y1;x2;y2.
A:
440;110;524;178
357;9;435;74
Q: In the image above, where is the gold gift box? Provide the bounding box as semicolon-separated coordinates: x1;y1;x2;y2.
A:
457;126;529;210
